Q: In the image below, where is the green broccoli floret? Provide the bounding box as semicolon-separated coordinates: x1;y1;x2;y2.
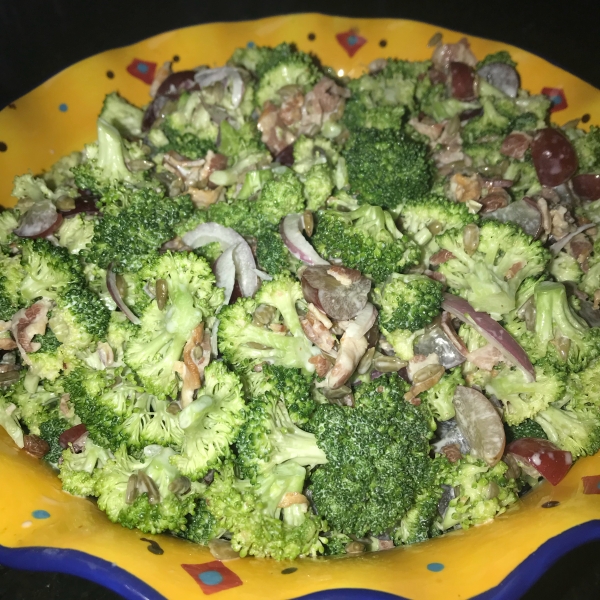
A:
476;51;517;69
372;273;443;359
56;214;95;255
421;367;464;422
534;406;600;458
0;252;23;320
11;173;54;205
0;395;24;449
292;135;340;174
218;275;319;373
235;391;326;484
171;362;245;480
550;251;583;283
463;139;505;168
344;128;434;209
254;43;320;108
255;170;305;225
306;373;435;537
42;152;82;191
0;210;18;245
206;198;261;237
183;500;224;545
218;121;267;162
505;418;548;443
396;194;478;251
461;96;511;144
311;204;421;282
125;252;222;398
99;92;144;138
417;81;480;122
302;164;335;211
19;238;83;302
514;92;552;124
84;188;195;272
437;221;550;319
568;360;600;414
502;159;541;196
581;252;600;298
202;462;325;559
95;445;198;534
437;455;520;531
512;112;542;132
573;125;600;173
58;439;111;496
255;229;299;277
486;362;567;425
39;416;70;463
28;327;64;381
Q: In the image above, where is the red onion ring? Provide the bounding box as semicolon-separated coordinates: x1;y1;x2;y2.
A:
107;265;141;325
280;214;329;266
213;244;237;306
549;223;595;256
14;202;63;239
442;293;535;382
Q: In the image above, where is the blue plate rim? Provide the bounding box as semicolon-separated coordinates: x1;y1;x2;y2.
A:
2;519;600;599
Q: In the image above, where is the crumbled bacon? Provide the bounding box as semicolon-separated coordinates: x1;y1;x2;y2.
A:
257;101;297;155
568;233;594;267
505;261;525;281
431;38;477;70
500;132;532;160
466;344;503;371
442;444;462;463
408;117;445;143
301;312;336;353
450;173;482;202
308;354;333;378
430;249;455;266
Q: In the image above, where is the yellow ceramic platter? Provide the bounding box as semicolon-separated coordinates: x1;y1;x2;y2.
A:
1;13;600;600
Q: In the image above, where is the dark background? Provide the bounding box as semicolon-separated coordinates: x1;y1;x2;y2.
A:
1;0;600;598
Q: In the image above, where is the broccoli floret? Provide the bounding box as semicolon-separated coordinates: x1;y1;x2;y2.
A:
512;112;542;132
421;367;464;422
534;406;600;458
99;92;144;138
254;43;320;108
581;250;600;297
437;221;550;319
11;173;54;205
58;439;111;496
0;396;24;449
39;416;70;463
302;164;335;211
255;230;299;277
95;445;198;534
236;169;274;200
396;194;478;251
42;152;82;191
417;81;480;122
28;327;64;381
183;500;224;545
573;125;600;173
568;360;600;413
344;128;434;209
56;214;95;255
463;139;505;168
171;362;245;480
476;51;517;69
514;92;552;124
292;135;340;174
437;455;520;531
235;392;326;484
505;418;548;443
206;198;262;238
125;252;222;398
218;275;319;373
202;462;325;559
0;252;23;320
461;96;511;144
256;170;305;226
218;121;267;162
550;251;583;283
0;210;18;245
306;373;435;537
84;188;195;272
502;159;541;196
485;363;567;425
19;238;83;302
311;204;421;282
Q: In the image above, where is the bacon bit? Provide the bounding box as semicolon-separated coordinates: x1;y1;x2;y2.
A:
301;77;349;136
309;354;333;378
11;300;51;359
269;323;288;334
482;178;514;190
425;270;447;285
450;173;482;202
308;303;333;329
568;233;594;266
279;90;305;126
466;344;503;371
442;443;462;463
0;364;19;374
180;323;205;408
430;249;455;266
59;394;74;419
434;148;467;168
505;261;525;281
407;396;422;406
327;265;362;286
431;38;477;70
594;291;600;311
550;206;571;240
149;61;173;98
408;117;445;143
407;353;440;382
257;101;297;155
301;312;336;353
277;491;309;508
500;132;532;160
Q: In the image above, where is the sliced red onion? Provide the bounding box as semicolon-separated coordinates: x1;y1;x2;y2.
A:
59;424;88;450
254;268;273;281
549;223;595;255
14;202;63;239
213;244;237;306
441;293;535;382
59;195;99;218
181;222;259;297
107;265;141;325
194;68;245;109
477;63;520;98
280;214;329;266
345;303;377;339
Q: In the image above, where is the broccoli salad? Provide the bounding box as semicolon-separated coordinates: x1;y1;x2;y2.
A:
1;37;600;561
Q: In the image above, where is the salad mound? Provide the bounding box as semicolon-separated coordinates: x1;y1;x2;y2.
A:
1;37;600;560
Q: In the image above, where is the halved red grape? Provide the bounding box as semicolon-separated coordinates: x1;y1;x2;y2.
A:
531;128;578;187
572;174;600;201
507;437;572;486
448;62;476;101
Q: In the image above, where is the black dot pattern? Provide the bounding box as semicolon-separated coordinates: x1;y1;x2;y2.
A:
379;39;387;47
541;500;560;508
582;113;591;123
106;70;114;79
281;567;298;575
308;33;316;41
0;142;7;152
173;55;180;62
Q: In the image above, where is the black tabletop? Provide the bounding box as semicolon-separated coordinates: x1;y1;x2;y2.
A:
1;1;600;598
